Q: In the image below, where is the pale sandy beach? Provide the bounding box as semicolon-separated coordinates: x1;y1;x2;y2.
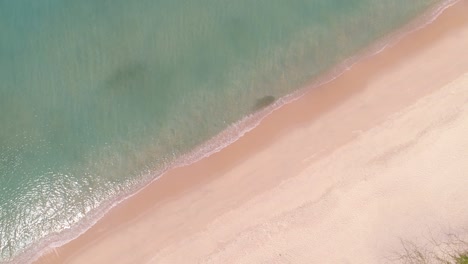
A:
35;1;468;263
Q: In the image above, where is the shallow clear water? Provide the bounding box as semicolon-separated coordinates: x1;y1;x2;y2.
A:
0;0;439;261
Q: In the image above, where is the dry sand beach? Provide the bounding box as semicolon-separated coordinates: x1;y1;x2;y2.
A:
36;1;468;263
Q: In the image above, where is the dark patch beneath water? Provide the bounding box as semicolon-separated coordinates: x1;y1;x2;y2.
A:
105;62;147;91
253;95;276;111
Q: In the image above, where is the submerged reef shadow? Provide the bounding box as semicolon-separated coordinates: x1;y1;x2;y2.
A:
253;95;276;111
104;61;148;91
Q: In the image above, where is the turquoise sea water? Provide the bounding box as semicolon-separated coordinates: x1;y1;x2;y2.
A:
0;0;442;262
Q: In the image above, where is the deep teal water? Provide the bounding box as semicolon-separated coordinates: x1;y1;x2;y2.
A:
0;0;441;261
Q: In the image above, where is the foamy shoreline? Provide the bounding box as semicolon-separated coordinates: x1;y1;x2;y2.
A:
22;0;468;263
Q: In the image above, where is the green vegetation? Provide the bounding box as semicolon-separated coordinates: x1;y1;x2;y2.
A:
456;254;468;264
391;233;468;264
